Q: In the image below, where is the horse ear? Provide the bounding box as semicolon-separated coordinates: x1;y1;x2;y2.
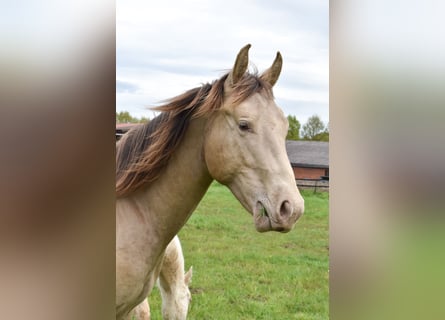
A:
184;266;193;285
226;44;251;88
260;51;283;87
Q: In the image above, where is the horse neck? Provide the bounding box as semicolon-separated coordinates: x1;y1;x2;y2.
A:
158;272;187;320
159;237;185;294
158;265;184;298
158;240;188;317
133;116;213;246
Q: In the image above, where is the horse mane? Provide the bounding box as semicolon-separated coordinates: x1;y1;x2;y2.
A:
116;71;272;197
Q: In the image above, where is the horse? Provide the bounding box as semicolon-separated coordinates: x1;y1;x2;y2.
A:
116;44;305;319
126;299;150;320
127;236;192;320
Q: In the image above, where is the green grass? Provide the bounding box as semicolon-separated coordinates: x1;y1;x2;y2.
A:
148;182;329;319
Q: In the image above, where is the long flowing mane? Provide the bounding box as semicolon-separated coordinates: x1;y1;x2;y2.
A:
116;72;272;197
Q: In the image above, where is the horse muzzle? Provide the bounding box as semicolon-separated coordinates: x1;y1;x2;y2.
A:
253;198;304;233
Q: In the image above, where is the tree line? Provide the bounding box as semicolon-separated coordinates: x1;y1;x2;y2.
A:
287;114;329;141
116;111;150;124
117;111;328;141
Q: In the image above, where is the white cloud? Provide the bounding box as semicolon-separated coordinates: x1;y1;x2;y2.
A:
117;0;328;125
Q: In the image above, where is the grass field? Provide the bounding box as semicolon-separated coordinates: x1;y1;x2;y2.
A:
148;182;329;320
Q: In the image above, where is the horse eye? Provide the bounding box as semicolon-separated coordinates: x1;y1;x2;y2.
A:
238;121;250;132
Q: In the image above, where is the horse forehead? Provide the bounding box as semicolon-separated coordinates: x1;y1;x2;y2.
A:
235;93;283;119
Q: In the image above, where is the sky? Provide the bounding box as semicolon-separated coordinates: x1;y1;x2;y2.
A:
117;0;328;125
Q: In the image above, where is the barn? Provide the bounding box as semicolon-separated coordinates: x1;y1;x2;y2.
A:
116;123;140;140
285;140;329;190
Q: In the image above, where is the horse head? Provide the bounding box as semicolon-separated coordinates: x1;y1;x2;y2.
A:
204;44;304;233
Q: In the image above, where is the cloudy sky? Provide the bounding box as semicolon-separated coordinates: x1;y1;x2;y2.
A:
117;0;328;125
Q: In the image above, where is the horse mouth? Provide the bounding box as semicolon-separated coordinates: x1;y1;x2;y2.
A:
253;201;290;233
253;201;273;232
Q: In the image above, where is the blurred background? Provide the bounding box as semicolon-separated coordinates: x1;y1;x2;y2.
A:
0;1;115;319
331;0;445;319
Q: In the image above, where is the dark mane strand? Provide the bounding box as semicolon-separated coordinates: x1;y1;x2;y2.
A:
116;72;272;197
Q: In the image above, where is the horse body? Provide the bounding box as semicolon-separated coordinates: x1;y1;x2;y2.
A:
127;236;192;320
116;44;304;319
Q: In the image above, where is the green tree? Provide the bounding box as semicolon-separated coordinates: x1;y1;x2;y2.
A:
301;115;326;140
116;111;135;123
286;115;301;140
139;116;150;123
313;122;329;141
116;111;149;123
312;131;329;141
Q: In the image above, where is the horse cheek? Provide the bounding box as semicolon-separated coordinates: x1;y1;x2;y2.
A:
205;138;236;184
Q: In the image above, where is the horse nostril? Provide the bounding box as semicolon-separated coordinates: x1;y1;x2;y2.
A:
280;200;292;218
